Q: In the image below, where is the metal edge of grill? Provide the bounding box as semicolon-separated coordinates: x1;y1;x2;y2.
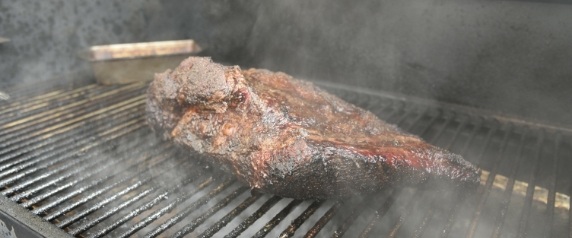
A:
0;79;570;238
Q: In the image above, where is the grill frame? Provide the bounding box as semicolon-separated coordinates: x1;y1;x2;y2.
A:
0;79;570;238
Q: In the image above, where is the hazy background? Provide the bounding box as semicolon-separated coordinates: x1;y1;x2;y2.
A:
1;0;571;126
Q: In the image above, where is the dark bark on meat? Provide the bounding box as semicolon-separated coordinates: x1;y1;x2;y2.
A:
146;57;480;199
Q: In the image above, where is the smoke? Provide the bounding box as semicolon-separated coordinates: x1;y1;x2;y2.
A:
241;0;572;128
0;1;208;87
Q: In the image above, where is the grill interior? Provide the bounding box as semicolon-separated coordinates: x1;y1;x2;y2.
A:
0;79;570;238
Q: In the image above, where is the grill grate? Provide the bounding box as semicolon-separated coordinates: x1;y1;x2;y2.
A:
0;80;570;237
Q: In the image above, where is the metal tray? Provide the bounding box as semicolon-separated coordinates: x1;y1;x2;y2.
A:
81;40;202;85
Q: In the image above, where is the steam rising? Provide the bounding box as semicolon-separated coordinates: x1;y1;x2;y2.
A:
241;0;572;128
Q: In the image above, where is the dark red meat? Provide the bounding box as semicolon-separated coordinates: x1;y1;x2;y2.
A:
146;57;480;199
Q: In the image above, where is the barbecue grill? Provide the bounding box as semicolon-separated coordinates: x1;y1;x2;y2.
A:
0;77;569;237
1;1;571;237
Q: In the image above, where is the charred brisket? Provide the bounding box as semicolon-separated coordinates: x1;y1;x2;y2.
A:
146;57;480;199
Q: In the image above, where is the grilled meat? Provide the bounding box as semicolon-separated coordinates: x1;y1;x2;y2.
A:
146;57;480;199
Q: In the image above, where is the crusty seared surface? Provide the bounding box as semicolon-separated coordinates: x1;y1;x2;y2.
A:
146;57;480;199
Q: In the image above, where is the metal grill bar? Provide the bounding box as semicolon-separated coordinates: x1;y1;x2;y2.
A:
2;96;143;152
224;196;282;237
55;149;177;229
331;196;377;238
0;84;103;124
144;181;251;238
117;179;235;238
191;188;258;238
58;179;149;227
13;129;149;206
516;131;546;238
0;83;143;136
86;176;212;238
491;131;531;237
386;190;419;238
0;100;144;175
0;101;142;164
4;133;158;201
357;189;398;238
440;121;486;238
544;134;561;237
279;200;324;238
68;187;153;236
304;203;341;238
467;126;514;238
0;118;144;188
25;138;163;218
251;199;303;238
65;152;196;235
41;168;143;221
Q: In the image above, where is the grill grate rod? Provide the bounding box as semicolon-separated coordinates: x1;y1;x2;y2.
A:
65;182;151;228
32;122;146;220
21;173;115;209
65;149;194;235
251;199;303;238
86;175;213;238
0;82;92;112
466;125;514;238
279;200;325;238
0;100;143;164
40;165;152;222
3;133;161;200
0;84;95;120
0;84;103;125
357;189;399;238
0;118;144;187
303;202;341;238
0;91;143;148
55;147;177;229
39;170;140;220
516;131;546;238
191;188;259;238
543;134;562;237
0;83;144;138
116;178;235;238
491;130;531;238
20;129;155;210
386;190;420;238
68;187;154;236
10;154;131;203
57;178;150;228
223;196;283;237
0;79;87;107
32;171;132;215
146;180;239;237
332;195;384;238
0;105;144;173
0;91;144;150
